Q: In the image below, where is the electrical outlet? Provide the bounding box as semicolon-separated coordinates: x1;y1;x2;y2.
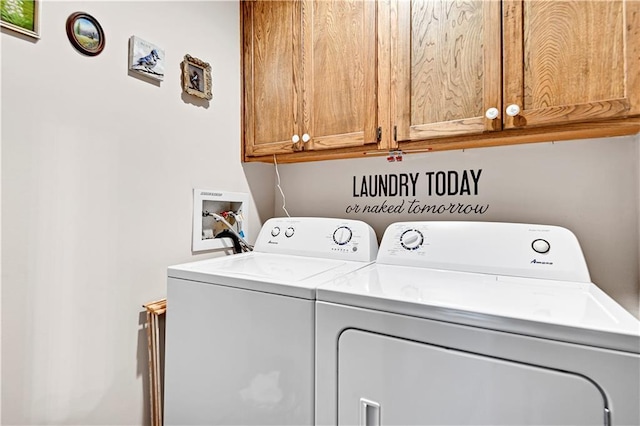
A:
192;189;249;252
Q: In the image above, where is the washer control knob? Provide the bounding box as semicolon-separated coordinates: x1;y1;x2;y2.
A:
400;229;424;250
284;227;295;238
532;239;550;254
271;226;281;237
333;226;353;246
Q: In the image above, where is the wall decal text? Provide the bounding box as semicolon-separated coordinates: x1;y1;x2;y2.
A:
347;169;489;216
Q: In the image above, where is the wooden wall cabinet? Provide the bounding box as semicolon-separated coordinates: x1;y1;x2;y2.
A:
393;0;502;142
393;0;640;149
242;0;381;160
242;0;640;163
501;0;640;129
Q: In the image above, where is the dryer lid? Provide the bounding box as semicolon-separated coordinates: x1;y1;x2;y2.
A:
317;264;640;353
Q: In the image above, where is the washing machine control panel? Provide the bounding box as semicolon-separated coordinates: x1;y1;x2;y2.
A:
255;217;378;262
378;221;590;283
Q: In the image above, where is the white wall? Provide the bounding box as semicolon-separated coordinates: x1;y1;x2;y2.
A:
0;21;3;424
1;1;274;424
2;1;639;424
276;136;640;318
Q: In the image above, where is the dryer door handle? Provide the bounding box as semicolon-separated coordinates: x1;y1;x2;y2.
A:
360;398;381;426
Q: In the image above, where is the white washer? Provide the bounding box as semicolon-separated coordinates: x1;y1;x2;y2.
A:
316;221;640;426
164;217;378;426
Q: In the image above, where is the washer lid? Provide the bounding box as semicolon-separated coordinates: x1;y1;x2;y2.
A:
317;264;640;353
168;252;372;299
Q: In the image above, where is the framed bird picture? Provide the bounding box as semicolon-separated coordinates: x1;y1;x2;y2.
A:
128;36;165;81
182;54;212;100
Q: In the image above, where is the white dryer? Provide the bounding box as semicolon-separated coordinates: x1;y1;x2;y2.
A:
316;221;640;426
164;217;378;426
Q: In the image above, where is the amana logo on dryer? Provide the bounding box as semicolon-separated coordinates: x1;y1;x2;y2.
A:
531;259;554;265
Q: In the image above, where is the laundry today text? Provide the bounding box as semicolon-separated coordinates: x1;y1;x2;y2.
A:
352;169;483;198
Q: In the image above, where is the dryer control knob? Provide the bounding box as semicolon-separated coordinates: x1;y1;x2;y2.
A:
333;226;353;246
271;226;281;237
285;227;295;238
400;229;423;250
532;239;550;254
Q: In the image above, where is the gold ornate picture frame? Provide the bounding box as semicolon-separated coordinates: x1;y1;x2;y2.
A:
182;54;212;100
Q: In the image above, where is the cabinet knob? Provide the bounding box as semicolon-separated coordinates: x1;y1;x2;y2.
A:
506;104;521;117
292;134;300;143
302;133;311;143
485;107;499;120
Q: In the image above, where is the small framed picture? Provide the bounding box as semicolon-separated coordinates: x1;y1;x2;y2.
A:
129;36;165;81
65;12;105;56
182;54;212;100
1;0;40;39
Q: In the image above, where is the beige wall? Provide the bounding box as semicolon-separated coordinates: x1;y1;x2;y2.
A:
0;22;3;425
276;135;640;318
2;1;639;424
1;1;274;424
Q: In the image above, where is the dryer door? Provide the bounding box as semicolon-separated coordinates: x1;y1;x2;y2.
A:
338;330;607;425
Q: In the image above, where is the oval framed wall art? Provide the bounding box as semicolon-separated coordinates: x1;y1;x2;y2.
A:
66;12;105;56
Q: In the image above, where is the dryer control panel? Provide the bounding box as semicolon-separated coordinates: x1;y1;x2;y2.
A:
377;221;590;283
253;217;378;262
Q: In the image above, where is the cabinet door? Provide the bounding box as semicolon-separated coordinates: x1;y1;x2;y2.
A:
393;0;502;143
503;0;640;129
301;0;379;151
242;1;302;157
